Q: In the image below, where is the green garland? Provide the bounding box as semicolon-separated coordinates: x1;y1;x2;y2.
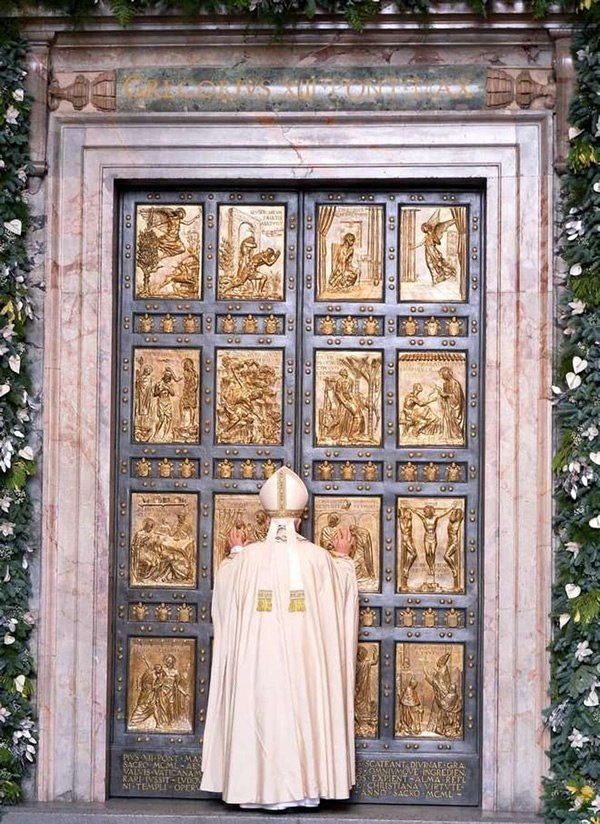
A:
542;21;600;824
0;35;37;805
0;0;599;813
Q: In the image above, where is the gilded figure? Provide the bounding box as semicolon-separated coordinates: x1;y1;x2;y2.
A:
446;608;460;628
400;205;467;303
402;316;419;336
139;313;154;333
177;604;193;623
179;458;195;478
355;643;379;737
341;461;356;481
363;461;378;482
425;317;441;336
213;494;270;572
398;353;466;447
423;607;436;627
218;205;284;300
447;317;463;336
360;607;376;627
156;603;170;621
217;459;234;479
317;205;383;302
161;314;175;334
363;316;380;336
446;462;462;482
400;462;418;482
183;314;198;334
342;316;358;336
133;602;149;621
316;352;382;447
130;493;197;588
215;349;283;445
318;461;334;481
158;458;173;478
222;314;237;334
264;314;279;335
243;315;258;334
135;205;202;299
240;459;256;479
136;458;151;478
424;462;438;482
261;459;277;479
400;607;416;627
319;315;336;335
314;496;380;592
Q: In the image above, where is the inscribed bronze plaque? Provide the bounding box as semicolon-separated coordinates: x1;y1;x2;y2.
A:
120;752;204;795
215;349;283;445
399;206;467;302
213;494;269;573
127;637;195;733
314;495;380;592
395;643;464;739
354;759;471;802
315;351;382;446
130;493;197;588
135;205;202;299
217;205;285;300
397;497;464;593
133;348;200;444
316;205;383;302
355;642;380;738
398;352;466;447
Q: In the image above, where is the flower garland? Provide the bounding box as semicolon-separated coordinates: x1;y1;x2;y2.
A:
0;33;38;804
542;21;600;824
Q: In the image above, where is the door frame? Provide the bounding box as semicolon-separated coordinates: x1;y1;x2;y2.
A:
38;110;553;810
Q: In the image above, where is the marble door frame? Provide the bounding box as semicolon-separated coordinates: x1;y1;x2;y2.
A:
38;111;553;810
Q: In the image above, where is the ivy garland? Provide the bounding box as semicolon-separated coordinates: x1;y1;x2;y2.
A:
0;0;599;813
0;34;37;804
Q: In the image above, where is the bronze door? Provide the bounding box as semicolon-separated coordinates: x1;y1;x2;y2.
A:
110;186;483;805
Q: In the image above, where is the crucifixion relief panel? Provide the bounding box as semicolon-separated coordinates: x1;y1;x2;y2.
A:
111;186;483;805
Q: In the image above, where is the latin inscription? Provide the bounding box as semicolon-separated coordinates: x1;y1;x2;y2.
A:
355;759;467;800
121;752;203;794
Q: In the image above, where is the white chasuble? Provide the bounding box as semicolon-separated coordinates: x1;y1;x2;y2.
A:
201;468;359;808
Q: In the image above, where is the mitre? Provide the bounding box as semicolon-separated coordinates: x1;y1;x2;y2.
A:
259;467;308;517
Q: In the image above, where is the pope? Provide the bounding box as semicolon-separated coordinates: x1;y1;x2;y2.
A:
201;467;359;809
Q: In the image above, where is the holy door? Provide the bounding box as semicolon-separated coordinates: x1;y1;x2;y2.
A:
110;186;484;805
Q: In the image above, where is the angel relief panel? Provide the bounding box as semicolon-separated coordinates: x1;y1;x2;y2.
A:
315;351;382;447
398;352;466;448
215;349;283;445
313;496;380;592
133;348;200;444
399;206;467;303
129;493;197;588
316;205;383;302
135;205;202;299
217;205;285;300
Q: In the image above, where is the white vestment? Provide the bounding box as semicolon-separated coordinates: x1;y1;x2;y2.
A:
201;468;359;808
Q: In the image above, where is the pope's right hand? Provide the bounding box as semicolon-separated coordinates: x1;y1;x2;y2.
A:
227;527;248;550
331;526;352;557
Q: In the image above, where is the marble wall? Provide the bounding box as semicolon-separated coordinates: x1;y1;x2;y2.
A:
19;8;565;811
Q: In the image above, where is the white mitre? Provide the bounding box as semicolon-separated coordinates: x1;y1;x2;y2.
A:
259;467;308;518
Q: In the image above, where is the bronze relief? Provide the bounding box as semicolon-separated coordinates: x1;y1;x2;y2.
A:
213;494;269;573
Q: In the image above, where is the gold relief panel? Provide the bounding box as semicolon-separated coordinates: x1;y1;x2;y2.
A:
316;205;384;302
398;352;466;447
315;351;382;447
355;642;380;738
133;348;200;444
135;205;202;299
395;643;464;739
130;493;198;588
314;495;380;592
397;497;465;593
127;637;195;733
215;349;283;445
399;206;467;303
217;205;285;300
213;494;269;573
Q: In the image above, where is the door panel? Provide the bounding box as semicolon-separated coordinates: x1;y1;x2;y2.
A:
110;186;483;805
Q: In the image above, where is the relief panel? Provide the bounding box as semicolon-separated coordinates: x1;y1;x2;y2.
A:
355;642;380;738
213;493;269;573
133;348;200;444
315;350;382;447
127;637;195;733
313;495;381;592
399;206;467;303
398;352;466;447
395;643;464;739
135;205;202;299
397;497;465;593
129;493;197;588
215;348;283;445
217;204;285;300
316;205;384;302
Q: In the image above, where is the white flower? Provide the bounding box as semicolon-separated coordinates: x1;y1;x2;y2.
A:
5;105;19;124
559;613;571;628
565;542;580;559
569;728;590;748
12;89;24;102
8;354;20;374
583;425;599;440
22;611;35;626
576;641;593;662
0;522;15;537
3;219;21;236
18;446;33;461
566;219;584;239
595;180;600;193
566;583;582;599
16;168;27;183
0;495;11;513
584;688;599;707
14;675;26;693
590;515;600;529
3;634;15;645
0;706;11;723
591;798;600;813
569;300;587;315
570;263;583;276
569;126;584;141
3;567;10;583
